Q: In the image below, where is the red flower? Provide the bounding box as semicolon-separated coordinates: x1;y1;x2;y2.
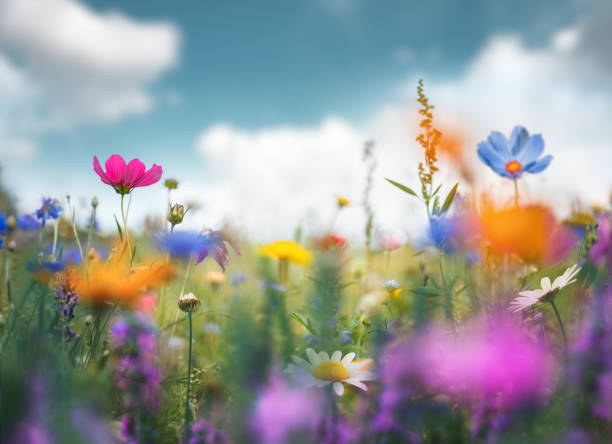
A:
93;154;163;194
317;233;348;252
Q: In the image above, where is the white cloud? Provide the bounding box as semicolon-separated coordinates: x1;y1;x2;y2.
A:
184;22;612;242
0;138;38;159
0;0;180;134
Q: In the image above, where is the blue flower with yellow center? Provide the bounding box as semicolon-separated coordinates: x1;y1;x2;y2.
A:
477;126;553;179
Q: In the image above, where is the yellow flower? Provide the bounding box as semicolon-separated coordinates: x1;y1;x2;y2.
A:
259;241;312;265
336;196;351;208
205;270;226;286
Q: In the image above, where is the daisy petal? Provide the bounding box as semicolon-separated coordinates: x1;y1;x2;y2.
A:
341;352;355;365
333;382;344;396
345;378;367;391
331;350;342;362
306;348;319;366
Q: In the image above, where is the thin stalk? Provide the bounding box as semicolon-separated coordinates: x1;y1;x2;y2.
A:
183;311;193;442
549;299;568;352
85;205;97;261
67;199;84;262
120;194;132;261
513;178;519;209
170;258;194;336
51;219;59;260
4;250;11;306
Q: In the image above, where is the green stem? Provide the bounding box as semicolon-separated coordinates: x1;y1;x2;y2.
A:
184;311;193;442
549;299;568;352
52;219;59;260
85;205;97;260
120;194;132;260
67;200;84;262
513;178;519;209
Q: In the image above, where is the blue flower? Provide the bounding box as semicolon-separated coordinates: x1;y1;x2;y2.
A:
195;229;240;271
36;197;62;225
17;214;41;230
0;211;6;234
477;126;553;179
428;216;459;252
157;231;206;260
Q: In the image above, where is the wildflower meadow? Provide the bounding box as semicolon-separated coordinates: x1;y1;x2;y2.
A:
1;76;611;444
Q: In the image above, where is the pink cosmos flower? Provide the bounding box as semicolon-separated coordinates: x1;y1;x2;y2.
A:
93;154;162;194
375;227;406;251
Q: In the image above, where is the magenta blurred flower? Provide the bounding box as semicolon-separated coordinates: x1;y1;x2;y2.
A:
590;215;610;266
93;154;162;194
251;374;322;444
420;317;556;410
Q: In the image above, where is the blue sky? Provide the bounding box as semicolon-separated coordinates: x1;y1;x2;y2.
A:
0;0;610;240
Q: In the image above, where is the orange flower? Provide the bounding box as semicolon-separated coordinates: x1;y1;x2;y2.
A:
75;256;173;309
478;204;576;264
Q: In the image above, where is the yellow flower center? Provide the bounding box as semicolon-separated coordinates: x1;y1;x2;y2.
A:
505;160;522;174
313;361;349;381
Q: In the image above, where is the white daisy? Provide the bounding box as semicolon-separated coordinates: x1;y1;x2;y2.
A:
285;348;375;396
510;264;580;312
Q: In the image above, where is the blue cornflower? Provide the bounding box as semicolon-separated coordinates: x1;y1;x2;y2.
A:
477;126;552;179
157;231;205;260
36;198;62;226
428;215;459;252
0;211;6;234
195;229;240;271
17;214;41;230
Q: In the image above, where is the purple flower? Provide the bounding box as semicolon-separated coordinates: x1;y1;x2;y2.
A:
477;126;552;179
36;198;62;226
590;215;611;266
251;374;322;444
195;229;241;271
183;419;228;444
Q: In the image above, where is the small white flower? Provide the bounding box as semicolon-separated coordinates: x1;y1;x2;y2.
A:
510;264;580;312
285;348;375;396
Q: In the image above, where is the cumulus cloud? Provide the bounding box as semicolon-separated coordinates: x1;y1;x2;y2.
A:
0;0;180;138
187;18;612;241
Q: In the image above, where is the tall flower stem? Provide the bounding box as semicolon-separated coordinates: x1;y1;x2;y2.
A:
120;193;132;260
183;311;193;442
513;178;519;209
549;299;568;352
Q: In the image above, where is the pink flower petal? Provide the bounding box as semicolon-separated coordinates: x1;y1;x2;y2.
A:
134;164;163;187
124;158;146;188
93;155;111;185
105;154;127;183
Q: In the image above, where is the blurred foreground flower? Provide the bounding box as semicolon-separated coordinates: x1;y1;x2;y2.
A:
590;215;611;266
285;348;374;396
251;373;321;444
93;154;162;195
477;126;552;179
478;204;576;264
111;314;162;443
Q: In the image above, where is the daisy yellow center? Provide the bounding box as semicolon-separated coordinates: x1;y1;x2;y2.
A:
313;361;349;381
505;160;522;174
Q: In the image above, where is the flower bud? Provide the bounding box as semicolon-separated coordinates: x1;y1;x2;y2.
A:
178;292;201;312
7;240;16;252
6;215;16;231
164;178;179;190
91;196;99;208
167;203;185;226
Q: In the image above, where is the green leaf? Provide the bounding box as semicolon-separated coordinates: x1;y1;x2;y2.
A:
410;286;441;297
290;312;316;334
113;214;123;242
385;178;419;198
432;183;442;197
441;182;459;213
